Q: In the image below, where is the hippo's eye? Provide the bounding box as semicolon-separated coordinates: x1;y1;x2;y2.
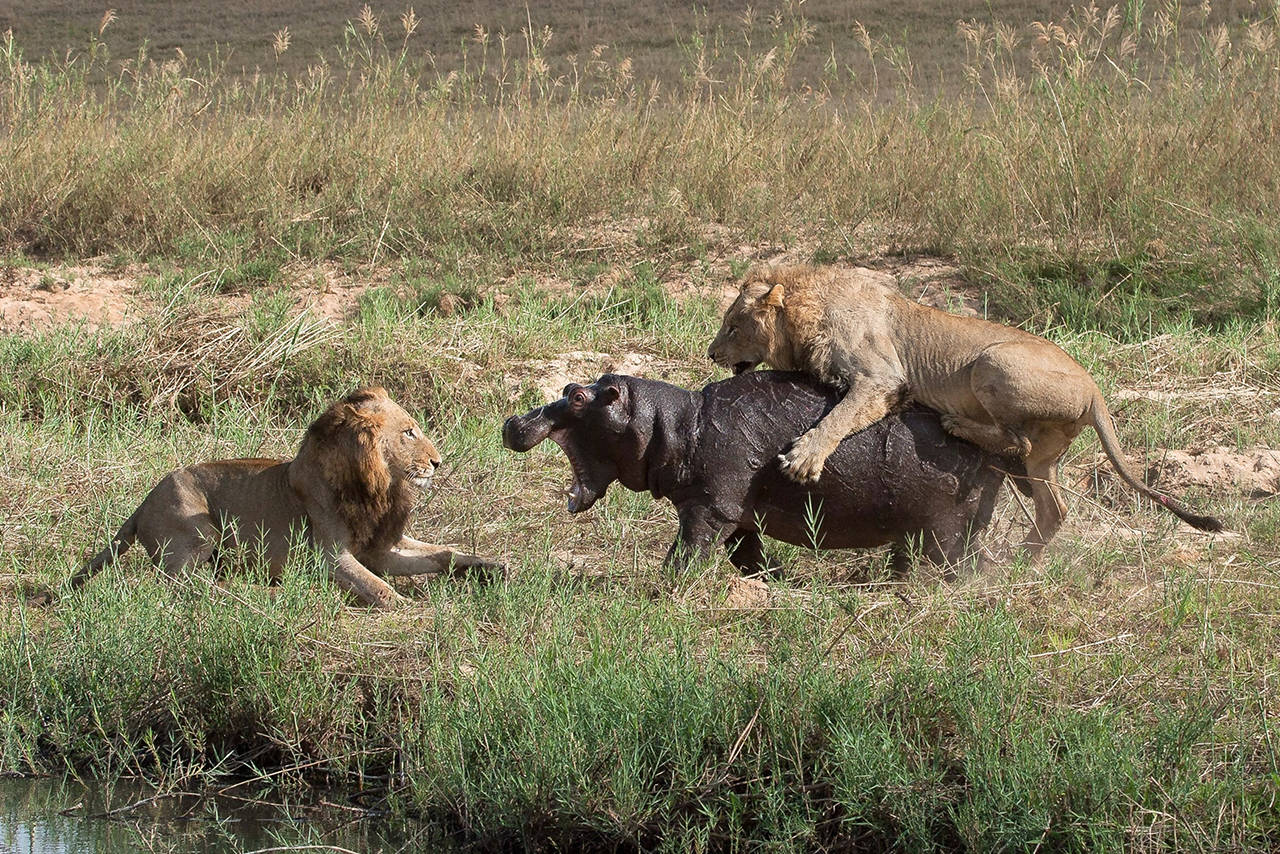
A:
570;389;589;405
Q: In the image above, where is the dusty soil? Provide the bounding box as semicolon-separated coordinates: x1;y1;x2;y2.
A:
0;264;145;333
1145;447;1280;498
1076;446;1280;499
1;221;986;334
721;576;772;609
511;350;684;402
0;260;404;334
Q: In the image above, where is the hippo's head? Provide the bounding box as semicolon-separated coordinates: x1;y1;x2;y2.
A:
502;375;642;514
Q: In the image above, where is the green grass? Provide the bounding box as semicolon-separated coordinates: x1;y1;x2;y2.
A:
2;283;1277;848
2;1;1280;849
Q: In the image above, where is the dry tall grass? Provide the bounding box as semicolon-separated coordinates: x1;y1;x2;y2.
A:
1;3;1279;328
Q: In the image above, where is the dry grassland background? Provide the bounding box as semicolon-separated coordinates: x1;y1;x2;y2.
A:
1;1;1279;850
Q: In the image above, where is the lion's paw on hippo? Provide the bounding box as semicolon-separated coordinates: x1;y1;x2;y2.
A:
503;371;1030;575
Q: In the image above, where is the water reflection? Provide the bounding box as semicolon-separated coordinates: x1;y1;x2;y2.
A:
0;775;430;853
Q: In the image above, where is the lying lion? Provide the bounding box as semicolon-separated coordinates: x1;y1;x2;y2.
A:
60;387;501;609
707;265;1223;557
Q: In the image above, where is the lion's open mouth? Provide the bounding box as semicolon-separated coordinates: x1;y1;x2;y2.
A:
732;361;756;375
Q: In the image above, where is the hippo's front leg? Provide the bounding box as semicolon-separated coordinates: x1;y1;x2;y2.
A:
663;505;735;573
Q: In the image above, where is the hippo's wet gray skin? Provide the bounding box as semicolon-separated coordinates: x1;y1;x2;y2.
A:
502;372;1026;574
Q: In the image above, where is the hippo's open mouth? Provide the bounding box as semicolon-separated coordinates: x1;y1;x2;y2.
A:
732;361;756;375
549;429;603;513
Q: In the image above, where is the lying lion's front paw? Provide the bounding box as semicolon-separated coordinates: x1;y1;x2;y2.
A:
370;590;409;611
443;553;508;582
461;558;508;582
778;446;825;484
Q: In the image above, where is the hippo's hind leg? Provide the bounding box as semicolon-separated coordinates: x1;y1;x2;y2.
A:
725;530;784;578
890;526;976;578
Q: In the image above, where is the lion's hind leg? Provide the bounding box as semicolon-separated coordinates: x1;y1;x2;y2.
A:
1020;457;1067;560
1014;425;1079;560
138;512;219;578
939;414;1031;458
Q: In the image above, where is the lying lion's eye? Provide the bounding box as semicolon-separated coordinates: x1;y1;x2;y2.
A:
727;326;738;338
403;428;416;439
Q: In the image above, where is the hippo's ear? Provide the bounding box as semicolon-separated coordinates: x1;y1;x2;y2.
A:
596;385;620;405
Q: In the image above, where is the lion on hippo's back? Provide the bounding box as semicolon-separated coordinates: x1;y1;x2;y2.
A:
706;264;1222;557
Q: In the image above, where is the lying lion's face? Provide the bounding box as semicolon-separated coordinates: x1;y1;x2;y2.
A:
707;278;784;375
308;387;441;491
372;397;442;489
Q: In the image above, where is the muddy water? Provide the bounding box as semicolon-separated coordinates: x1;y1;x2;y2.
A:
0;776;432;853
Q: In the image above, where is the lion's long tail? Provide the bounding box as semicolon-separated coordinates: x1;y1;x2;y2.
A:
68;507;141;591
1089;394;1223;532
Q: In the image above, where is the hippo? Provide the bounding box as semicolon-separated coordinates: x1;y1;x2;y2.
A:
502;371;1027;574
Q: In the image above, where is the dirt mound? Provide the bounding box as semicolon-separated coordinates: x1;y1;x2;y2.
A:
510;350;683;401
886;257;984;317
1078;446;1280;499
722;575;771;609
284;261;390;321
0;264;144;333
1145;447;1280;498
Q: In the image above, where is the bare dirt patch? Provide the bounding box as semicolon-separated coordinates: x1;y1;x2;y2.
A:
881;257;984;316
1075;445;1274;524
278;261;393;322
0;263;147;333
508;350;684;401
0;261;405;334
1145;447;1280;499
721;576;771;610
1076;446;1280;499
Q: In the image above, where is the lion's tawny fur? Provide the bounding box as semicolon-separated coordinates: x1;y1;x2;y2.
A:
300;388;412;554
707;264;1223;557
60;386;501;610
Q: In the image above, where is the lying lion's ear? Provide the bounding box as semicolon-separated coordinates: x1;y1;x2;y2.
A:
764;284;785;309
341;403;369;422
340;403;387;434
742;279;773;300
